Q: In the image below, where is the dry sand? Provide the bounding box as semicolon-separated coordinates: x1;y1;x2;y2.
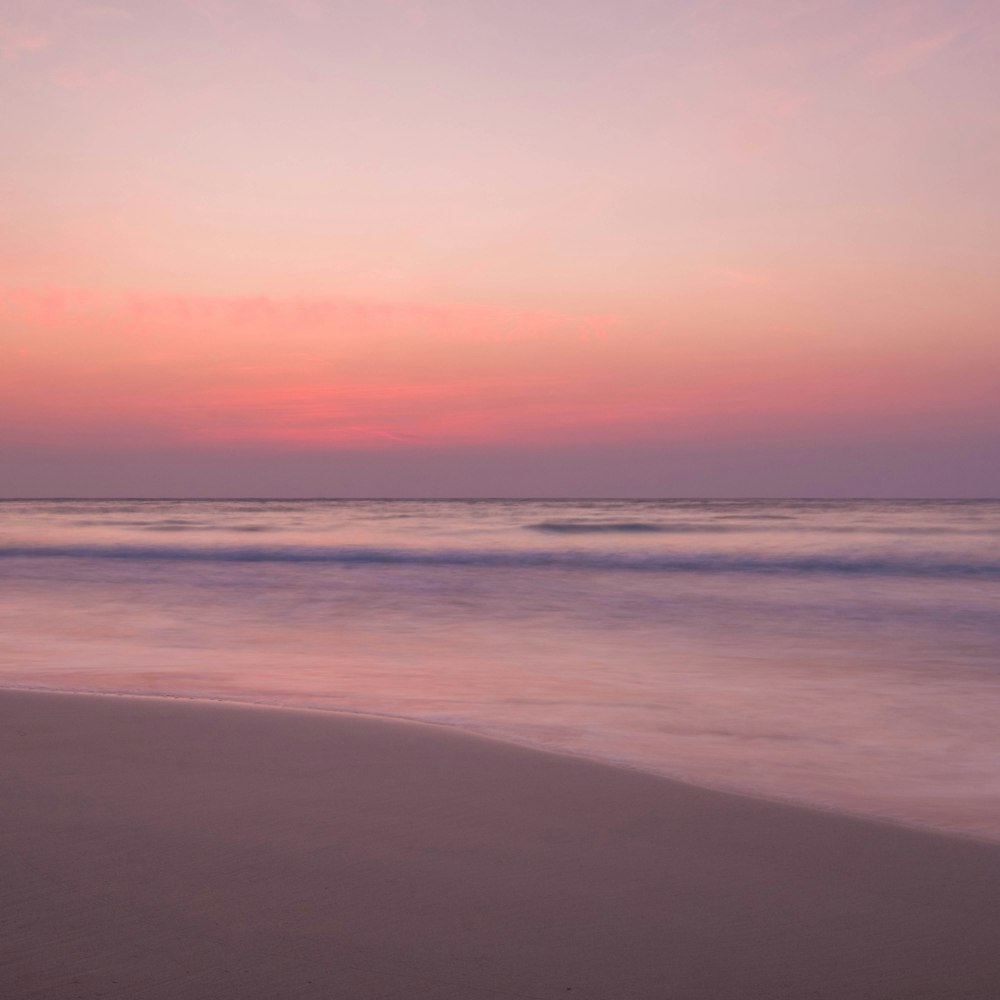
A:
3;688;1000;999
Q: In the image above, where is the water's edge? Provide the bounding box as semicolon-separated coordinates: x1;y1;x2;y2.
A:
6;679;999;850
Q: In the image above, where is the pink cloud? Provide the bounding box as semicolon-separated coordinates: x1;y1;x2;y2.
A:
865;29;961;78
52;65;128;91
0;31;49;59
0;288;618;347
1;1;132;61
714;268;772;288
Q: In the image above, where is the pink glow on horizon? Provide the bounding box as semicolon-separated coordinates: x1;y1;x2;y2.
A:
1;0;998;494
3;286;996;456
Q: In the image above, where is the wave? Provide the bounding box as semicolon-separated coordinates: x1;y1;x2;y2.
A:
1;542;997;579
527;520;998;536
528;521;695;533
70;519;274;532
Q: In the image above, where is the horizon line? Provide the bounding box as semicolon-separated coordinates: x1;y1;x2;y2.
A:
1;497;997;503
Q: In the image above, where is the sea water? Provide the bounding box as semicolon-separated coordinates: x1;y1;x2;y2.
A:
1;499;998;839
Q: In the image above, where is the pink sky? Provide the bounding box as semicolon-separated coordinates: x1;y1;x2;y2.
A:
2;0;998;495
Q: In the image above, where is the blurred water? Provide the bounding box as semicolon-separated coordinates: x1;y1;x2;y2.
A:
1;499;999;838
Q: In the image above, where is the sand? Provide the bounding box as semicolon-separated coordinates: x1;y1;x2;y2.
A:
3;689;1000;999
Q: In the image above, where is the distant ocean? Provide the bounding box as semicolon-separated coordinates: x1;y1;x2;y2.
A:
2;499;998;839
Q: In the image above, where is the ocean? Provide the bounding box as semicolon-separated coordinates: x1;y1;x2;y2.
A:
1;498;998;839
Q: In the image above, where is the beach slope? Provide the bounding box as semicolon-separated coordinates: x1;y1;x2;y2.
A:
3;689;999;999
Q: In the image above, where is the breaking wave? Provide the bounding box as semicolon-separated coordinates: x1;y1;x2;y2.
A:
0;542;997;579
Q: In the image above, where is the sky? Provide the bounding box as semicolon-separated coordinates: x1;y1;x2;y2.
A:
1;0;998;497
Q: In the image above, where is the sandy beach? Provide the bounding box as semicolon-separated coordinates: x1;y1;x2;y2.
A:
3;689;1000;999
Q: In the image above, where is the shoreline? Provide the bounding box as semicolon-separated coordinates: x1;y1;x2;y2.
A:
5;688;1000;998
4;680;998;850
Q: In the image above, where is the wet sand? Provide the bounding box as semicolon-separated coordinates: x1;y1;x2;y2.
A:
3;688;1000;999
